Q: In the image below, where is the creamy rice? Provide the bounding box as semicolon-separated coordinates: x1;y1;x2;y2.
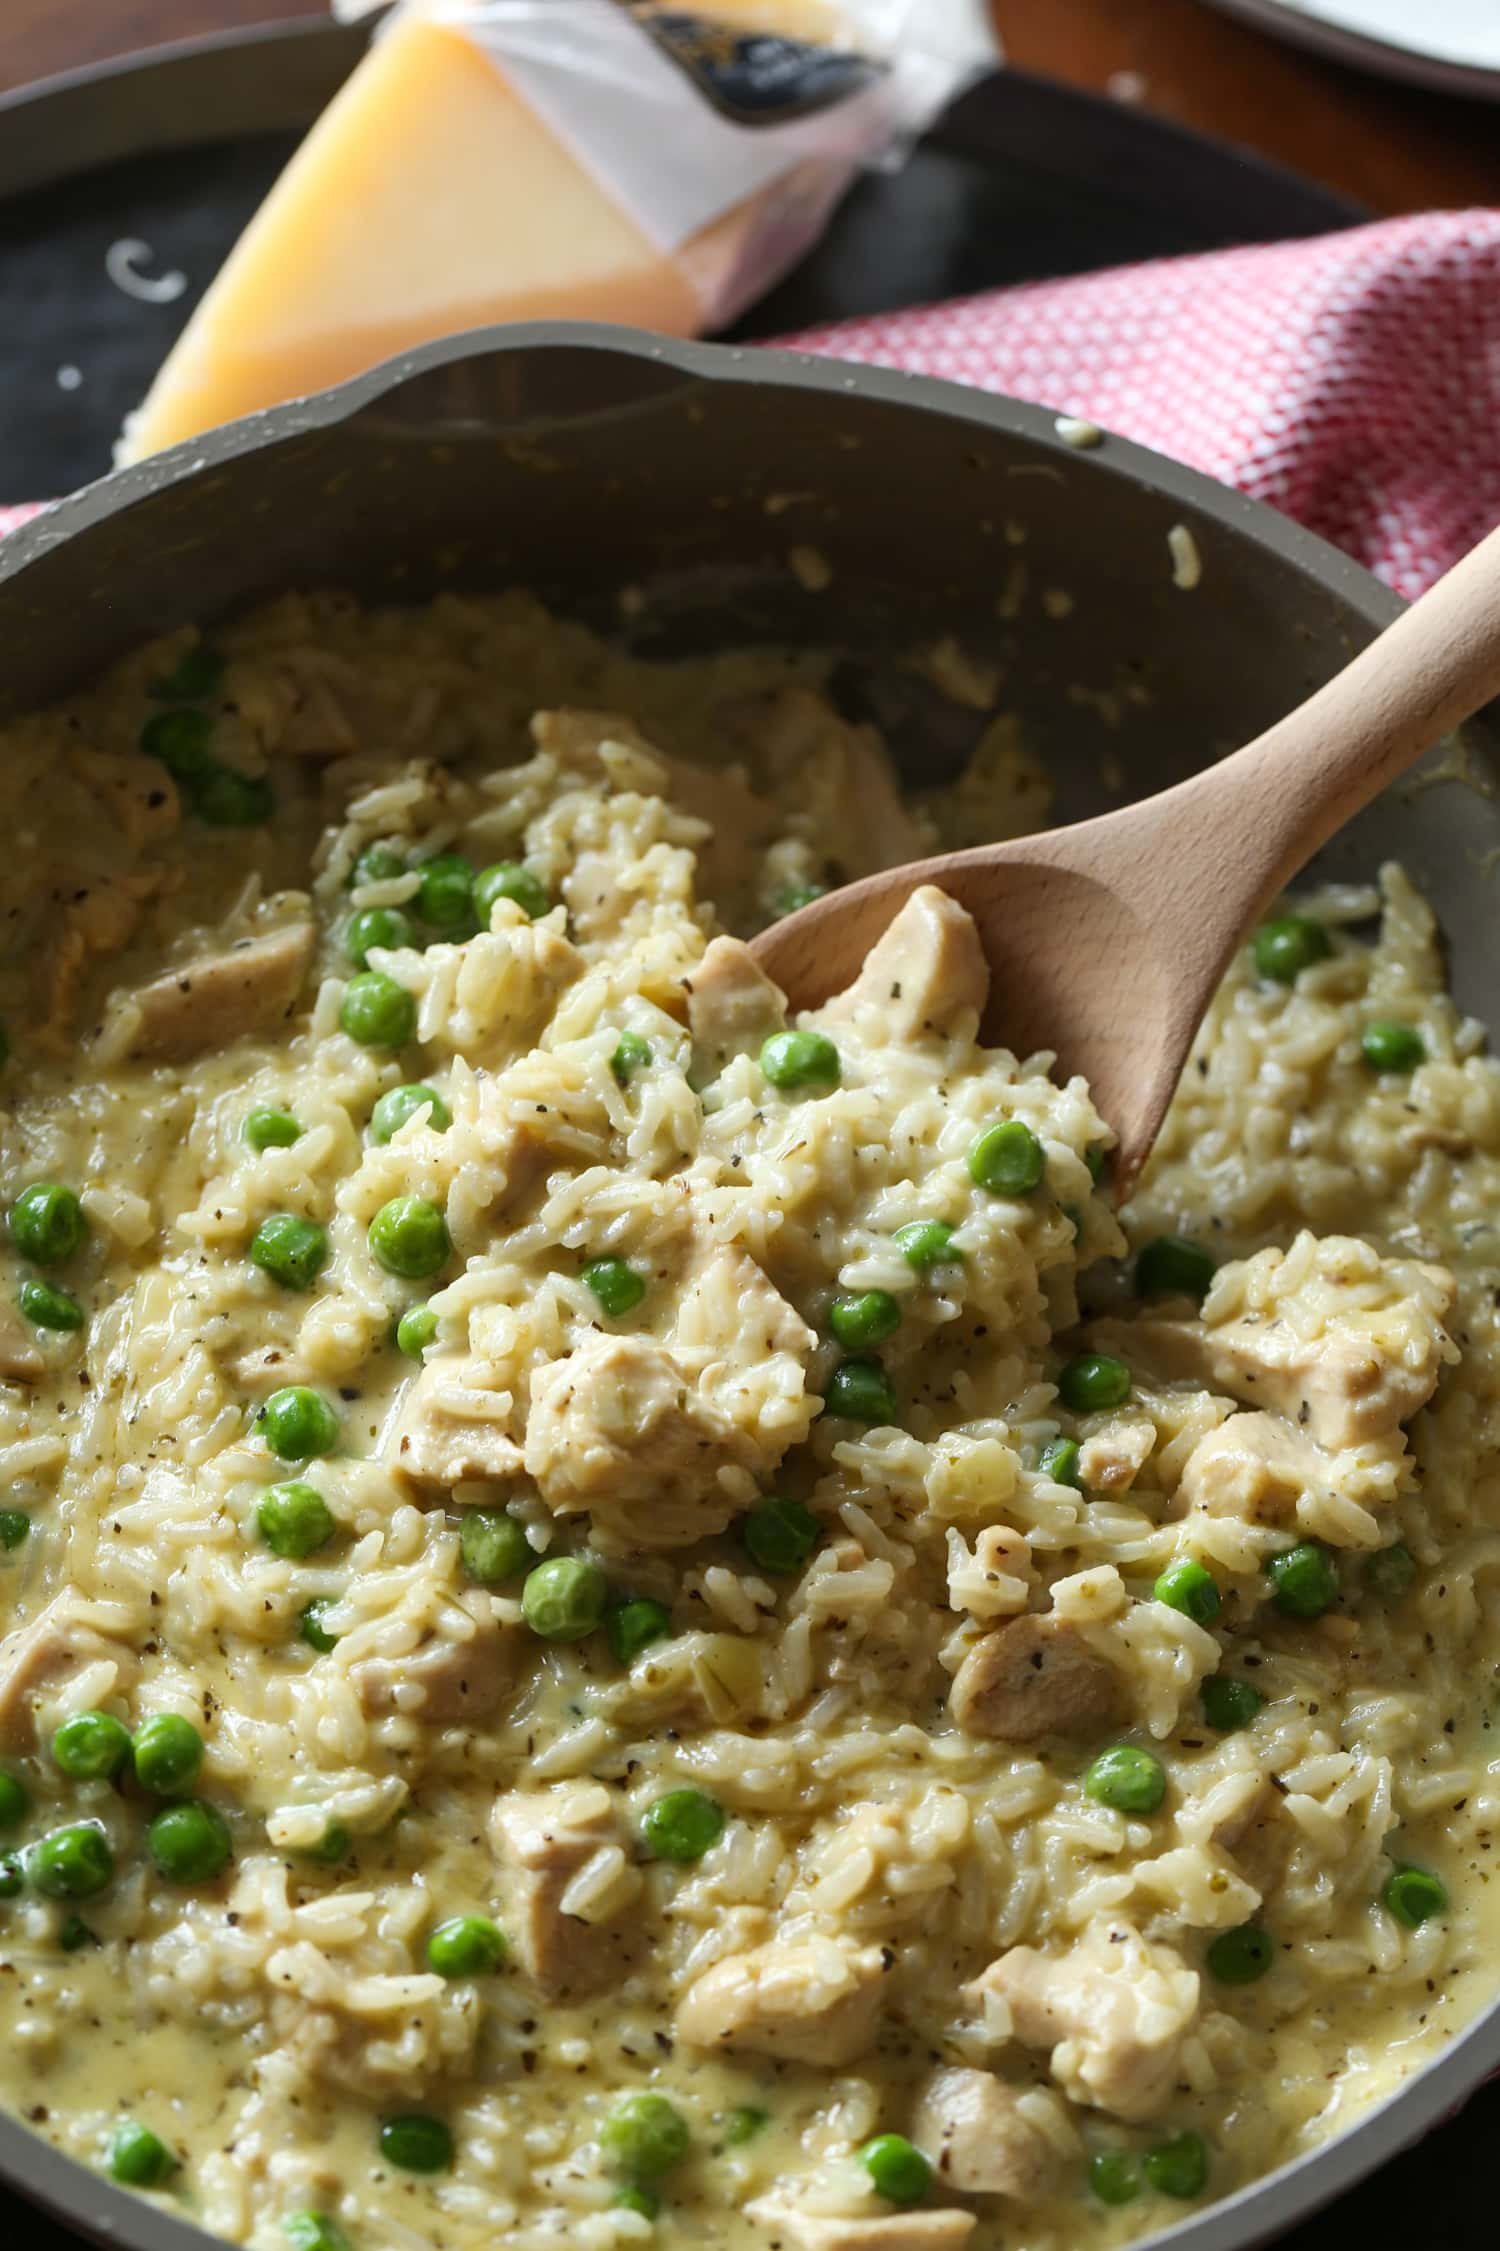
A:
0;589;1495;2251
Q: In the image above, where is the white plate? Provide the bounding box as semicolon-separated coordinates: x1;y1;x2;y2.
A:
1197;0;1500;97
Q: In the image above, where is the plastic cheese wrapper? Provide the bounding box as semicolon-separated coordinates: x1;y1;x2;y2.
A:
119;0;997;464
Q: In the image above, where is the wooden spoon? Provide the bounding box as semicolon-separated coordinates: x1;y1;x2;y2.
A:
751;518;1500;1189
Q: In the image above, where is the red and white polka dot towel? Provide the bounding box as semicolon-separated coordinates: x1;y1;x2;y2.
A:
4;209;1498;602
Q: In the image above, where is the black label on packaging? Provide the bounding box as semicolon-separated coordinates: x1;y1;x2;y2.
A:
626;4;885;124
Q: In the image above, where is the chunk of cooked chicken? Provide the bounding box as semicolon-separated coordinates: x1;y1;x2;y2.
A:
120;919;314;1062
42;867;167;1052
524;1330;810;1552
684;936;787;1078
1077;1417;1157;1494
912;2067;1057;2200
0;1592;137;1745
1178;1411;1332;1524
1198;1235;1457;1449
68;745;179;847
731;685;928;873
0;1302;43;1383
950;1614;1122;1742
969;1919;1199;2123
385;1357;524;1491
676;1934;888;2065
747;2205;976;2251
490;1782;639;1998
352;1595;518;1724
820;887;988;1044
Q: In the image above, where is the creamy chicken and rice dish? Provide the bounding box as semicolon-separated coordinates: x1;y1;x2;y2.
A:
0;588;1495;2251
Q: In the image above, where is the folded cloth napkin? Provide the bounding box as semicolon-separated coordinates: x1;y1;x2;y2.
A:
3;209;1497;601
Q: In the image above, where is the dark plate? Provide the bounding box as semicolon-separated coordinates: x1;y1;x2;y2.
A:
0;15;1364;500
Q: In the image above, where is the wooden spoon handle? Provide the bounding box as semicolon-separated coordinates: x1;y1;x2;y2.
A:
1172;514;1500;905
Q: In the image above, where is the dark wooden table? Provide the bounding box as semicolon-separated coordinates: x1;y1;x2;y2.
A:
2;0;1499;214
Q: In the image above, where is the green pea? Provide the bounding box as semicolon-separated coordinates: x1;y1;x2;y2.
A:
1252;914;1330;984
607;1598;672;1666
426;1914;508;1978
349;843;405;890
339;971;415;1049
1265;1541;1338;1618
1135;1234;1216;1303
31;1822;113;1900
460;1508;530;1586
522;1556;608;1642
1362;1020;1425;1074
0;1771;28;1826
302;1822;351;1865
584;1256;646;1318
150;642;224;703
52;1710;133;1782
298;1598;341;1654
611;1032;652;1085
1205;1922;1273;1985
1201;1675;1262;1733
131;1714;204;1797
10;1181;87;1266
108;2120;179;2188
257;1480;335;1561
415;853;477;933
58;1913;94;1952
857;2134;930;2207
0;1853;23;1898
396;1304;437;1359
283;2213;354;2251
140;704;214;777
249;1213;329;1293
369;1196;450;1280
828;1289;900;1352
147;1800;232;1885
1142;2131;1208;2200
260;1386;339;1461
1037;1437;1082;1490
640;1788;725;1865
612;2186;659;2221
773;882;826;916
892;1219;960;1273
1383;1863;1448;1929
1088;2150;1141;2206
1057;1352;1131;1413
967;1118;1044;1195
1367;1542;1417;1599
189;766;274;828
1154;1558;1221;1628
243;1107;302;1152
1084;1744;1166;1816
346;906;414;969
721;2106;769;2148
0;1510;28;1552
378;2114;453;2174
475;863;552;925
759;1029;841;1092
19;1279;84;1332
369;1082;451;1144
600;2093;690;2183
823;1357;897;1425
742;1497;820;1577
